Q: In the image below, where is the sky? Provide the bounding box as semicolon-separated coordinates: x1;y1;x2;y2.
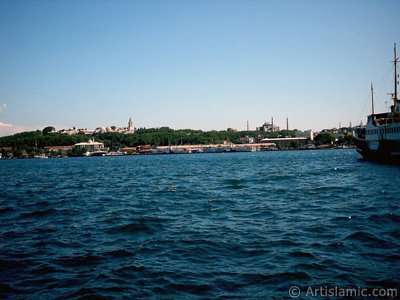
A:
0;0;399;136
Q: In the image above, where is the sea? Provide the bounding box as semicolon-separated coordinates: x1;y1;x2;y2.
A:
1;149;399;299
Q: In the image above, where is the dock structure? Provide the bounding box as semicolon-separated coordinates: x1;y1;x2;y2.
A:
260;137;309;148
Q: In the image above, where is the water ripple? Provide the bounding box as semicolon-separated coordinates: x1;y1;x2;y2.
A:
1;150;399;298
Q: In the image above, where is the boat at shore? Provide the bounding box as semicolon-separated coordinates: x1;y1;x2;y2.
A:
354;44;400;163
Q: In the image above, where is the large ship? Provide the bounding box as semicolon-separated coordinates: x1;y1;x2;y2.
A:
354;44;400;163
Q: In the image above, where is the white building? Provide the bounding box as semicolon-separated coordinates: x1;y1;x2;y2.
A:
58;118;136;136
295;130;314;140
74;139;105;153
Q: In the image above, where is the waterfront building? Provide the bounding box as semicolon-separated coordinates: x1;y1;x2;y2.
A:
74;139;106;153
260;136;309;148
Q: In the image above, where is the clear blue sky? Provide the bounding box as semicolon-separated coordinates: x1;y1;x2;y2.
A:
0;0;399;136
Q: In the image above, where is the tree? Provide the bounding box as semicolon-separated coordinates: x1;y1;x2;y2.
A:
70;146;86;157
42;126;55;135
314;132;335;146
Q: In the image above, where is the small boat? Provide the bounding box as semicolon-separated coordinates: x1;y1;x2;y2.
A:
354;44;400;163
90;151;107;157
171;148;191;154
33;154;48;159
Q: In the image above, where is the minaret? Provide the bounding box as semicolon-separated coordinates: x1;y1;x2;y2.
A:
246;120;249;131
271;117;274;132
286;118;289;130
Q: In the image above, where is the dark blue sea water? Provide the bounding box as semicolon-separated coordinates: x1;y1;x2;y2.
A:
1;149;399;299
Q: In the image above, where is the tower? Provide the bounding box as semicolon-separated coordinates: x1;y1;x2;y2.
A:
127;117;134;132
271;117;274;132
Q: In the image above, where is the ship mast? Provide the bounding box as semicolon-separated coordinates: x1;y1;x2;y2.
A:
394;43;399;107
371;82;375;115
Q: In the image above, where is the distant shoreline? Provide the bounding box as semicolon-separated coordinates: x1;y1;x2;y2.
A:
0;145;356;160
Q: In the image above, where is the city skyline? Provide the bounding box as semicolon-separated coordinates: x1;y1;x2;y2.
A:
0;0;399;137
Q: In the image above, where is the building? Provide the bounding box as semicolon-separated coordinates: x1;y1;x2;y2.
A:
295;130;314;140
127;117;135;133
257;118;280;132
260;137;310;148
59;118;136;135
240;136;254;144
59;127;78;135
44;146;74;156
74;139;106;153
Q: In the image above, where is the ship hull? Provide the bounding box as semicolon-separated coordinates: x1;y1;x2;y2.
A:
354;138;400;164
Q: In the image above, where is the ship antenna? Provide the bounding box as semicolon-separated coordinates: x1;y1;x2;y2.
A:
371;82;375;115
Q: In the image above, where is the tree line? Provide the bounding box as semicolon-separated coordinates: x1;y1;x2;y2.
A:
0;126;353;157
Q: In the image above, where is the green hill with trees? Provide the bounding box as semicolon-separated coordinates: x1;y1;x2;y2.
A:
0;126;353;158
